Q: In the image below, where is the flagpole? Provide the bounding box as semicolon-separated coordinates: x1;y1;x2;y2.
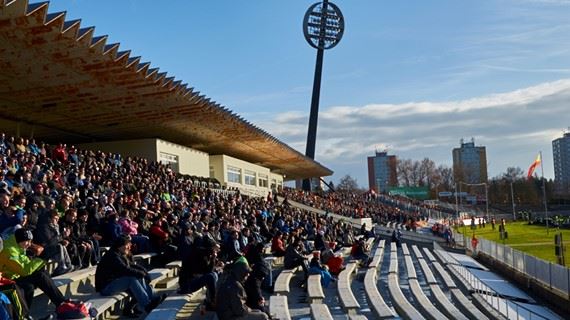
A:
540;151;549;235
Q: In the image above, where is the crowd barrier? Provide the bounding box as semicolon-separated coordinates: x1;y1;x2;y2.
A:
453;233;570;297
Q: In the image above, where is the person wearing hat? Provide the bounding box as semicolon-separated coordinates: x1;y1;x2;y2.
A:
0;236;33;320
95;234;164;316
0;228;66;309
216;257;268;320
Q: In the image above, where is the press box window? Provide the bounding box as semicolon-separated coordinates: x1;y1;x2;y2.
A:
159;152;179;172
227;166;241;184
244;170;256;186
258;174;268;188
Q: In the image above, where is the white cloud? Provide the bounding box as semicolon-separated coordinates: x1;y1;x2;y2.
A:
254;79;570;184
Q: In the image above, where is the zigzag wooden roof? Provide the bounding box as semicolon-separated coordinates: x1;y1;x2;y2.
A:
0;0;332;180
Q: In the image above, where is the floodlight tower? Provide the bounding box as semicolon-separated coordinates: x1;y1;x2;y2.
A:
302;0;344;191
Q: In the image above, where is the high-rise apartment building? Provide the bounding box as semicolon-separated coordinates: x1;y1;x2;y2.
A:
553;131;570;192
367;151;397;193
452;138;488;184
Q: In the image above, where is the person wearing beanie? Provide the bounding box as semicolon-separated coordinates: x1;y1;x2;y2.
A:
216;257;268;320
95;234;165;317
0;228;67;309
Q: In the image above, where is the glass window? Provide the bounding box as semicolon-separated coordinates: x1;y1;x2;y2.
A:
244;170;256;186
159;152;179;172
227;166;241;184
258;174;268;188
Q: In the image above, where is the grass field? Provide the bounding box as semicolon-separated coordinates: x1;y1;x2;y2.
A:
456;221;570;267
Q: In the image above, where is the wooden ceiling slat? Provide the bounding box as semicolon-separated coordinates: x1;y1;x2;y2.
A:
0;1;333;179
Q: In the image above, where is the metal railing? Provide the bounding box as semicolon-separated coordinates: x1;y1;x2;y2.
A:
446;235;555;319
454;232;570;297
454;233;570;319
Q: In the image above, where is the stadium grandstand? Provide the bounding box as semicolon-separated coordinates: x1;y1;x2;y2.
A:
0;1;568;320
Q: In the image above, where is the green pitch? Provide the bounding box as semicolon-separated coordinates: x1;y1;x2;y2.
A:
456;221;570;267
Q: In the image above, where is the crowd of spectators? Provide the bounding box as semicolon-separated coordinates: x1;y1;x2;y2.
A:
280;188;438;226
0;133;370;318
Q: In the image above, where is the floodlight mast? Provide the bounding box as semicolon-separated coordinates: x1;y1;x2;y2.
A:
302;0;344;191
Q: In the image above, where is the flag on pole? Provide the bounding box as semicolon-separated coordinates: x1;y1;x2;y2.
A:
527;153;541;179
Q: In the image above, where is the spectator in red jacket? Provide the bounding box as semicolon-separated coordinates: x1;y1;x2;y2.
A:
271;231;285;257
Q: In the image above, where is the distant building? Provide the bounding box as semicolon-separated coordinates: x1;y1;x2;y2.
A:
553;131;570;193
367;151;397;193
452;138;488;184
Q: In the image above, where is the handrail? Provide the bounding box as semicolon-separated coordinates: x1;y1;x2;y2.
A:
443;250;552;320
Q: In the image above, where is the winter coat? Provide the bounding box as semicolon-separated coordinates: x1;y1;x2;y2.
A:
216;262;251;320
95;248;147;292
0;235;45;279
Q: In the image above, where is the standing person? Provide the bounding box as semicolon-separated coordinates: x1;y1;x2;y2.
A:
216;258;268;320
95;235;164;316
0;228;66;310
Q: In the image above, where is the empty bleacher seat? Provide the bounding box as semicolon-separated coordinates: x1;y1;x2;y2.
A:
307;274;325;303
337;262;359;314
310;303;333;320
269;295;291;320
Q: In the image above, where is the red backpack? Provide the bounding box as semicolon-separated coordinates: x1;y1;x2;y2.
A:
56;301;97;319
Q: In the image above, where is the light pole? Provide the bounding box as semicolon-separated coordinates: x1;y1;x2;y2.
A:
302;0;344;191
484;182;489;220
454;182;459;217
510;181;516;220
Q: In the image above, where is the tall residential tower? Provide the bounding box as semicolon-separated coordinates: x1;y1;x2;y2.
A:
367;150;397;193
553;131;570;193
452;138;488;184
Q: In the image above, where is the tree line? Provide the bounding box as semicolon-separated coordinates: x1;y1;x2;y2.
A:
334;158;569;210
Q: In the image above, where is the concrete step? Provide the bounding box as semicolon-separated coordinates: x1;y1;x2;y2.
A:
155;277;179;289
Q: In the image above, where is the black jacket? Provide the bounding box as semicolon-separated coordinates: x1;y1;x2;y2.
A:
216;262;251;320
95;248;147;292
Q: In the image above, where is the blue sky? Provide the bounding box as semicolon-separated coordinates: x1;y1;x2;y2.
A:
47;0;570;187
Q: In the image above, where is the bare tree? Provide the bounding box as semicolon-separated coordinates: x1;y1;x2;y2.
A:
420;157;437;187
337;174;359;192
437;165;454;191
502;167;524;181
410;160;422;186
397;159;412;187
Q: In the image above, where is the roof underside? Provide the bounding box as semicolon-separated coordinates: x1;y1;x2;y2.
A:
0;0;332;180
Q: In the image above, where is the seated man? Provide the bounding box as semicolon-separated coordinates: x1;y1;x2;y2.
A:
284;239;308;276
0;237;32;320
351;237;372;267
308;251;334;288
0;228;66;310
216;258;268;320
321;241;344;275
95;235;164;316
178;236;221;310
34;210;73;276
